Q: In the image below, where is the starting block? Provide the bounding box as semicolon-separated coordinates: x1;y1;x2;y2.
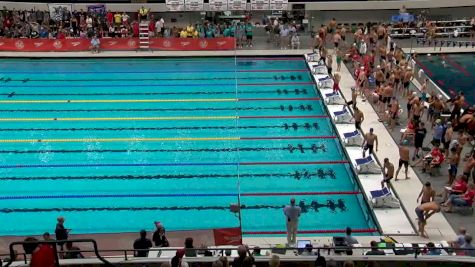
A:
343;131;364;146
355;156;382;174
305;52;321;62
334;108;353;123
318;76;334;89
311;63;328;75
325;92;345;105
370;187;401;209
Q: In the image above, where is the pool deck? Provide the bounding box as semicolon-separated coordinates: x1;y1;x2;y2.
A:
0;47;465;255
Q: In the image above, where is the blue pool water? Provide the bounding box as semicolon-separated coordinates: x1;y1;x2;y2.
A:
416;53;475;104
0;57;377;236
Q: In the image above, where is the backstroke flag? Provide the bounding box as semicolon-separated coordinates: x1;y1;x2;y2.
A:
48;4;72;22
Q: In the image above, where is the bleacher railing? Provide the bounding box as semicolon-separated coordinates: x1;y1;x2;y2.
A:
6;239;475;267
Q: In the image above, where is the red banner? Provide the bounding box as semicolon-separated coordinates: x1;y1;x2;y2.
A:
0;38;236;52
213;227;242;246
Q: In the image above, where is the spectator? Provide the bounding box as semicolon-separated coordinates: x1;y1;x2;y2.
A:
426;242;441;255
269;254;280;267
345;227;359;245
450;227;467;248
283;198;301;246
233;245;254;267
23;237;39;255
43;232;52;241
55;216;70;250
90;35;100;54
152;222;169;247
440;175;468;203
443;183;475;213
365;241;385;255
64;241;84;259
252;246;261;256
301;244;314;256
461;235;475;257
171;248;188;267
184;237;196;257
133;230;152;257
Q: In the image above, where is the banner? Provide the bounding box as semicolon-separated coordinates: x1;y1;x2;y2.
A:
150;38;235;50
166;0;185;11
251;0;270;10
269;0;288;10
48;4;72;22
87;4;106;15
213;227;242;245
227;0;247;11
0;38;235;52
208;0;228;11
185;0;204;11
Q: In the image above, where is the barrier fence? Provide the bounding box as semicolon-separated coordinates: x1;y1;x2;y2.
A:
5;239;475;267
0;37;236;52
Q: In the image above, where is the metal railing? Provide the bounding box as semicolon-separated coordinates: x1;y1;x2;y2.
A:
6;241;475;266
5;239;114;267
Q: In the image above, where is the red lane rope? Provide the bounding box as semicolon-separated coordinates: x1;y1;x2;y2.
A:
239;82;314;86
240;115;328;119
238;69;307;73
241;191;359;196
241;136;336;140
239;98;321;101
243;228;378;235
240;160;349;165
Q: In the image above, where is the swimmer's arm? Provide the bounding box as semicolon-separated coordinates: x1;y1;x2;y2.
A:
375;136;379;151
417;190;423;202
425;210;437;219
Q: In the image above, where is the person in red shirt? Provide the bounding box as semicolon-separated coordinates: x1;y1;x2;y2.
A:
106;10;113;26
441;175;469;202
444;183;475;212
132;21;139;37
56;31;65;39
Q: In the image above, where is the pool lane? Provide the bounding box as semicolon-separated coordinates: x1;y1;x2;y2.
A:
0;57;376;236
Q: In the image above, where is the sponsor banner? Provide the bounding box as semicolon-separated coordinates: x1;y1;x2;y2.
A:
227;0;247;11
149;38;235;50
251;0;269;10
208;0;228;11
166;0;185;11
0;38;235;51
213;227;242;245
269;0;288;10
185;0;204;11
87;4;106;15
48;4;72;22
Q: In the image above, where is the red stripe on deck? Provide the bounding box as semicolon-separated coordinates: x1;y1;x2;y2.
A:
240;161;349;165
241;136;336;140
238;57;303;61
243;228;378;235
239;82;314;86
240;115;328;119
239;98;321;101
241;191;359;196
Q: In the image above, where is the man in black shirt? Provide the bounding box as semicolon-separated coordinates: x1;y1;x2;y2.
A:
413;122;427;161
365;240;385;255
55;216;70;250
133;230;153;257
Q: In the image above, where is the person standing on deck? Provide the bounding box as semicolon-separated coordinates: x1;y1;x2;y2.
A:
283;198;301;246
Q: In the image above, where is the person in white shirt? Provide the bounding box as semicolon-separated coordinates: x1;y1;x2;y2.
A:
283;198;301;245
155;17;164;37
291;33;300;49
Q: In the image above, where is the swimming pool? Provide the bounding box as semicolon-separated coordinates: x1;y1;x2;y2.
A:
0;57;377;236
416;53;475;104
